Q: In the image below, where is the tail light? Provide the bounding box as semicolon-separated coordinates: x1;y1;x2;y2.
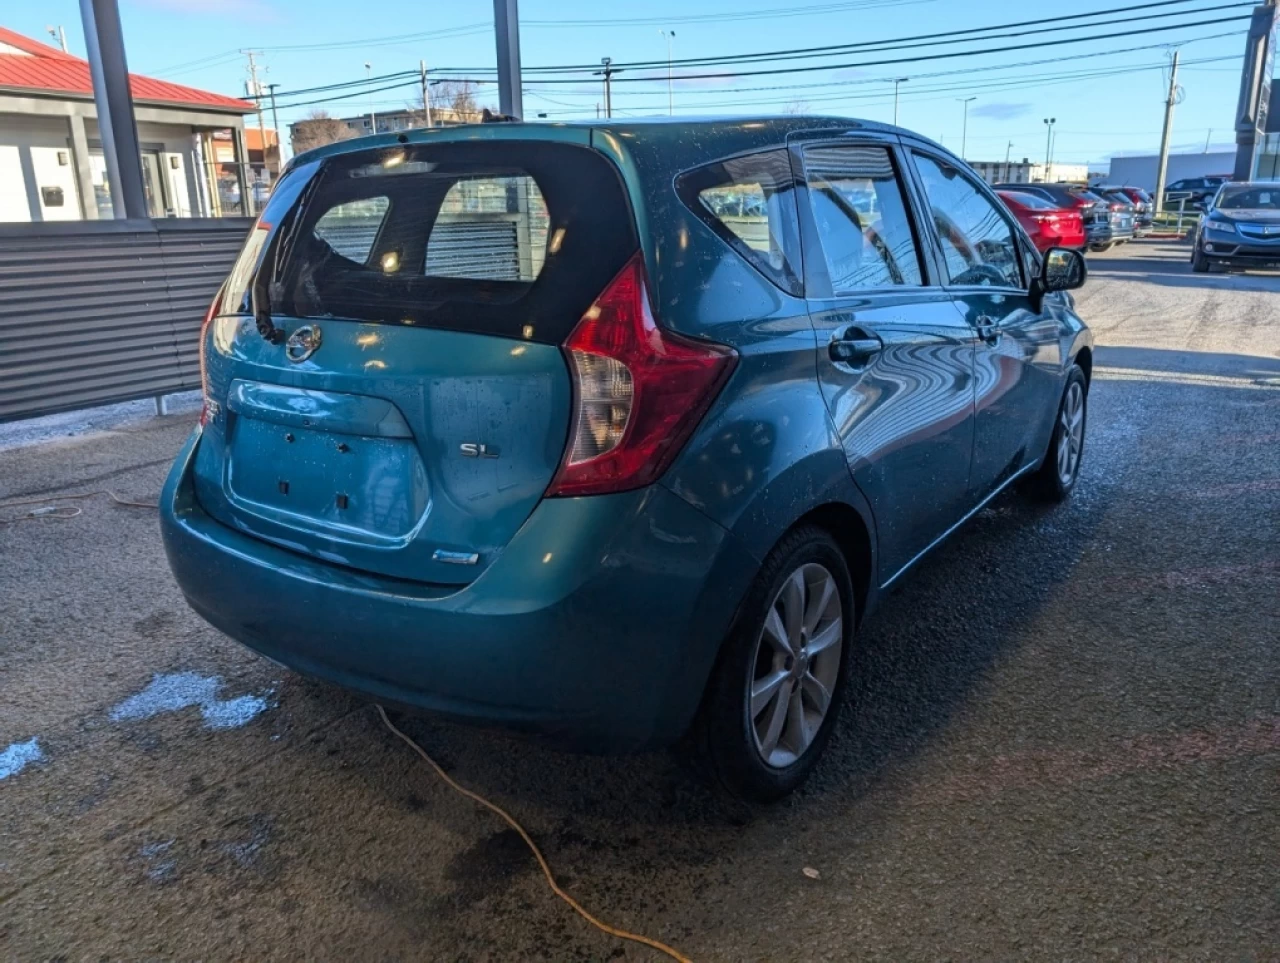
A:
197;290;223;427
546;254;737;497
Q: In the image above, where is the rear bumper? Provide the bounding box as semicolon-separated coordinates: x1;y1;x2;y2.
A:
161;430;759;751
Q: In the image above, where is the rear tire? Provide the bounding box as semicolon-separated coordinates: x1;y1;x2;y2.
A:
1025;366;1087;502
693;525;854;803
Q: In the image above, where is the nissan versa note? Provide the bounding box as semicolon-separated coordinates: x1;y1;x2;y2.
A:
162;117;1092;801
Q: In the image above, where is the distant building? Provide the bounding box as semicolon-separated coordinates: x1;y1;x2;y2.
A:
1101;152;1237;192
968;159;1090;185
337;106;482;136
0;26;256;221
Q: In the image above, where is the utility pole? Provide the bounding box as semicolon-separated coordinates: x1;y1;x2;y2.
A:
1153;49;1180;215
266;82;283;166
420;61;433;127
364;62;376;133
598;57;615;118
1042;117;1056;181
46;25;69;52
244;50;265;140
1204;127;1212;153
893;77;908;126
659;30;676;116
958;96;976;159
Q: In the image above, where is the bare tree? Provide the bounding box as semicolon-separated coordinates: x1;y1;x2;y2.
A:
782;100;811;116
291;110;357;154
407;81;487;127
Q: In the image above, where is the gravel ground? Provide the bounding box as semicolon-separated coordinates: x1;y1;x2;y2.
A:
1;241;1277;960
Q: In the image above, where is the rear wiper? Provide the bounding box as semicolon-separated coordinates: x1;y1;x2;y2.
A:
250;256;282;344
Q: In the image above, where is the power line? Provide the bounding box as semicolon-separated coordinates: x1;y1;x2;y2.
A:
524;0;934;27
584;15;1253;82
522;53;1237;116
532;0;1251;72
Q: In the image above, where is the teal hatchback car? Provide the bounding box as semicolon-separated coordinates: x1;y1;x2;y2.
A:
162;117;1091;800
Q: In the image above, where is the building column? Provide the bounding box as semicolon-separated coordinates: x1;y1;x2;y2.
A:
67;113;98;220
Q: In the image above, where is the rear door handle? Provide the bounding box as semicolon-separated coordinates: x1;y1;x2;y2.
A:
829;326;883;364
975;316;1002;344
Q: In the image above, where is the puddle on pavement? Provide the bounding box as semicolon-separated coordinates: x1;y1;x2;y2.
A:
109;672;275;730
0;738;44;780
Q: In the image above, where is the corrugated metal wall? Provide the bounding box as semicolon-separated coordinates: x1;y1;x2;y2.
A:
0;218;251;423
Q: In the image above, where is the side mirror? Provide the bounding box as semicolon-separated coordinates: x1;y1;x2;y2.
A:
1031;246;1086;309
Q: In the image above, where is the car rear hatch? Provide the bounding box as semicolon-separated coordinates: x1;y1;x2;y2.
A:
193;135;640;585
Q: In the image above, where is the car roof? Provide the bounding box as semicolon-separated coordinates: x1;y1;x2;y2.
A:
291;114;925;170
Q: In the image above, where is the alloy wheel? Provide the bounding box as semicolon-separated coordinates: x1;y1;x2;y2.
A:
1057;380;1085;486
748;563;843;769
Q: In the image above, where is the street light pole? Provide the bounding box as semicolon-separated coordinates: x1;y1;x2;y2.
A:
1043;117;1057;180
365;62;375;134
958;96;976;159
660;29;676;116
893;77;908;126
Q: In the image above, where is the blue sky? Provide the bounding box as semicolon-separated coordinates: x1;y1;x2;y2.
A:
12;0;1257;166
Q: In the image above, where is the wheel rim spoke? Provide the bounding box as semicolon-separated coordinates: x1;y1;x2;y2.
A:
751;670;788;719
807;619;842;655
780;569;805;651
763;606;792;656
802;573;835;635
783;683;811;754
801;672;832;716
757;679;792;756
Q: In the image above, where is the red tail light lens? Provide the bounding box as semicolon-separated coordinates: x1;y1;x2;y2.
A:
197;291;222;427
547;254;737;497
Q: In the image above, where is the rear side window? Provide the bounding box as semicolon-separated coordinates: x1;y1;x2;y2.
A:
258;141;636;344
677;149;802;296
802;145;923;291
313;197;389;263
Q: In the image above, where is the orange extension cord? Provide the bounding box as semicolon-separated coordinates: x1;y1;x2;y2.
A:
376;705;693;963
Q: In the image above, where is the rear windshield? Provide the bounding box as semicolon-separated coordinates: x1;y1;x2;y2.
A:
232;141;637;344
1003;191;1057;210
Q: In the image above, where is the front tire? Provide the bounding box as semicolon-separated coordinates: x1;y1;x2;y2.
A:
1191;245;1210;273
693;526;854;803
1026;366;1088;502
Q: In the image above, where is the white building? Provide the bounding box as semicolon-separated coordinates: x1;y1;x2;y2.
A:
1100;151;1238;192
967;159;1090;185
0;26;255;221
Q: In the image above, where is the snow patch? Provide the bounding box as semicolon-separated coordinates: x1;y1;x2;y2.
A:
110;672;274;730
0;738;44;780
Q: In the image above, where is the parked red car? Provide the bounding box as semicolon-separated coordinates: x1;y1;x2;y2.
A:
997;189;1086;252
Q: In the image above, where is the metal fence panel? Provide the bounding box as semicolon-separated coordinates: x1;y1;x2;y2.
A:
0;219;251;423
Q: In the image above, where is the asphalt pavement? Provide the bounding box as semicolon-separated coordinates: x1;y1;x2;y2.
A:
1;240;1277;960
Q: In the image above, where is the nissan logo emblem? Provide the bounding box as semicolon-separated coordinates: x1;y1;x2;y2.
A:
285;325;322;363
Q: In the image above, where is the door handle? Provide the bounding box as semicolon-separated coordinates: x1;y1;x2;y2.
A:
829;326;883;364
975;316;1002;344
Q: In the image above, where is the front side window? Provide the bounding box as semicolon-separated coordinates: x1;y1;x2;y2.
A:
803;145;923;292
677;148;802;296
913;153;1023;289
